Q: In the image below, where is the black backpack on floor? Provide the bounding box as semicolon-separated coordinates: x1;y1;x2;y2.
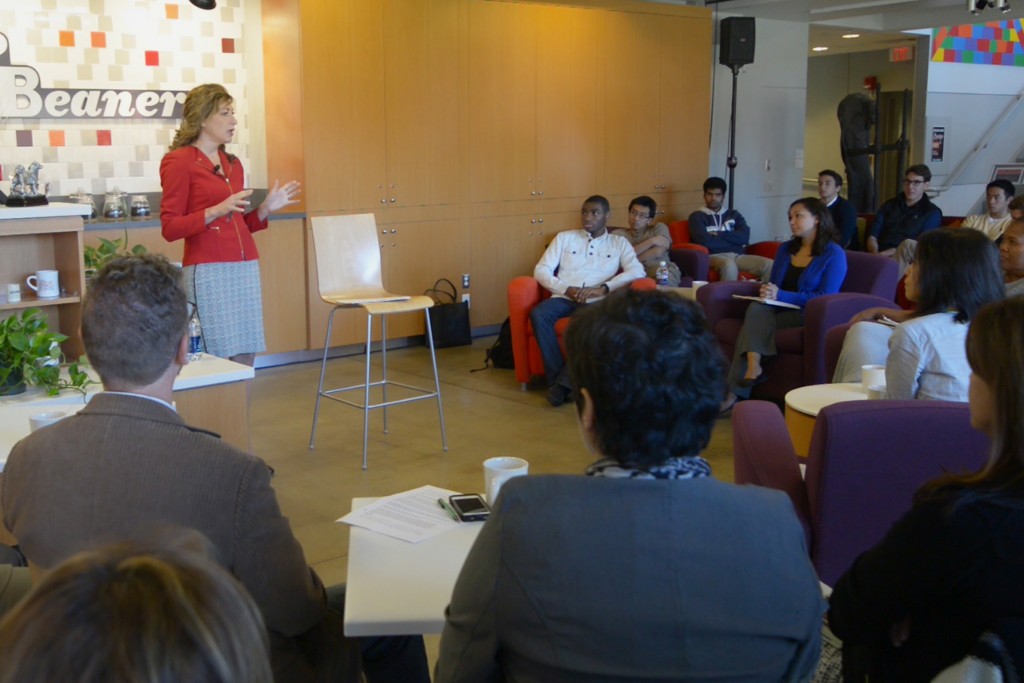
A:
474;317;514;371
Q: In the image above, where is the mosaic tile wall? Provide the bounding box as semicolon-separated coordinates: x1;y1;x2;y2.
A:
0;0;261;197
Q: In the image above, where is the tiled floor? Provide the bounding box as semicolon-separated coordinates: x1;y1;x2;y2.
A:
249;335;736;669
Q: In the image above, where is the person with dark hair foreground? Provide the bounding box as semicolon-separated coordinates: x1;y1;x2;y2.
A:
0;528;273;683
833;228;1004;400
722;197;847;410
436;290;824;682
0;255;428;683
829;297;1024;681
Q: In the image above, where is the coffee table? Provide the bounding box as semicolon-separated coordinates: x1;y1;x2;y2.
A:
784;382;870;457
343;497;483;636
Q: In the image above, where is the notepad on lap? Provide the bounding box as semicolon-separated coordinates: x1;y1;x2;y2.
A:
732;295;800;310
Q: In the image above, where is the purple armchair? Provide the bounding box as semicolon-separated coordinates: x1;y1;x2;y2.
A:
733;400;989;586
697;250;899;403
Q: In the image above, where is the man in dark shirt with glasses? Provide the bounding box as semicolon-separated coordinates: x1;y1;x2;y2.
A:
867;164;943;277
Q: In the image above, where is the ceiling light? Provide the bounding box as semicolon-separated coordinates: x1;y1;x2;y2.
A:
812;46;829;51
842;33;861;38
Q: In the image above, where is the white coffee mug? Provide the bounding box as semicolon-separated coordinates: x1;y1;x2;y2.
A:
5;283;20;303
483;456;529;504
861;364;886;391
29;411;67;432
867;384;886;400
26;270;60;299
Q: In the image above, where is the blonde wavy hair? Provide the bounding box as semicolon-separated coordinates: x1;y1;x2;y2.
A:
170;83;234;151
0;529;272;683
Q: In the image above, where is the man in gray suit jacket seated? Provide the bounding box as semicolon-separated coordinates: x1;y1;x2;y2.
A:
436;289;825;682
0;255;428;683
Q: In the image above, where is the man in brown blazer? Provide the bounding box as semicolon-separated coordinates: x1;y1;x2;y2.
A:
0;255;428;683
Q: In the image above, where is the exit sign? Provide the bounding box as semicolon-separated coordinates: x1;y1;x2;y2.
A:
891;46;914;62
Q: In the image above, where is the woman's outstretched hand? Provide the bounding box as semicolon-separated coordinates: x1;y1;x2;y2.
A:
259;180;301;218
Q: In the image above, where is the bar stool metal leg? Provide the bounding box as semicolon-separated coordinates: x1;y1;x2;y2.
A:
381;315;389;435
362;310;373;470
424;312;448;451
309;305;339;450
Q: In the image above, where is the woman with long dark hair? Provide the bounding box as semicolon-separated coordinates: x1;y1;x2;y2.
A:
722;197;847;410
829;296;1024;681
833;228;1004;400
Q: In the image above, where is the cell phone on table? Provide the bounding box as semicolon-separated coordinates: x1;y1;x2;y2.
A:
447;494;490;522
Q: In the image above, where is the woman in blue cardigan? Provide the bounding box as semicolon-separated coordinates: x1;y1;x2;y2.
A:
722;197;847;410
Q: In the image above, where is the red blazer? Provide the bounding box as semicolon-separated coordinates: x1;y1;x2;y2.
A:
160;146;268;266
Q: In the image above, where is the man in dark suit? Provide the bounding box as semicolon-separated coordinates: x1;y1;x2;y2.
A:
436;290;824;682
819;168;860;250
0;255;428;683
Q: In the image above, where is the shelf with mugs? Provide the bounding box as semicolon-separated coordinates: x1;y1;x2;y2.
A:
0;203;88;358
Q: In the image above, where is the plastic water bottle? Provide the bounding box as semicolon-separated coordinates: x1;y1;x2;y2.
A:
655;261;670;287
188;314;203;361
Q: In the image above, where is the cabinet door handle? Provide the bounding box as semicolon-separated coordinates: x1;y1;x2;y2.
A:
538;191;544;196
380;198;386;204
538;218;544;223
531;191;536;196
531;219;537;224
390;197;396;203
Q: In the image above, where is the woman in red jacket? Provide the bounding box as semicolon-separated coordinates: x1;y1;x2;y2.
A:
160;83;299;365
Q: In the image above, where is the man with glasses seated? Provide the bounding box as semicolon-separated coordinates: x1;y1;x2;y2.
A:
866;164;943;277
612;195;681;287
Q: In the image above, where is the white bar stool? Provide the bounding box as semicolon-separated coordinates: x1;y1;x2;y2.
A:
308;213;447;469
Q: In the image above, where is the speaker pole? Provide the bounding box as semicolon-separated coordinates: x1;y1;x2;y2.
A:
727;64;740;211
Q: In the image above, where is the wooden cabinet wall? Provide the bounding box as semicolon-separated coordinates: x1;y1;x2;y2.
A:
295;0;712;335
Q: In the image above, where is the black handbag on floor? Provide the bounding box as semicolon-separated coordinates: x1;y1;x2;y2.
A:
424;278;471;348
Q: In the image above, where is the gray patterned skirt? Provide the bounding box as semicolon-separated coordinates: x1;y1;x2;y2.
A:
183;260;266;359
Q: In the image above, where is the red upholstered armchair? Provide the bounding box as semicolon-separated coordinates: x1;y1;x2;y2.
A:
696;250;899;403
732;400;988;585
508;277;655;387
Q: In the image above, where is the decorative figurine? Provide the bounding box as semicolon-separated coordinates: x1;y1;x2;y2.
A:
7;160;49;207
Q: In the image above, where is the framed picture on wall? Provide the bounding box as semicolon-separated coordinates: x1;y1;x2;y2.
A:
992;165;1024;185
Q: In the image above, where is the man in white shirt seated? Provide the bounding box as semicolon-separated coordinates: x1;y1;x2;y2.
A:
531;195;644;406
960;179;1015;241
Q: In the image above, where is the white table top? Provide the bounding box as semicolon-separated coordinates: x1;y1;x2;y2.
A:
785;382;870;417
0;201;91;220
0;354;254;470
343;497;483;636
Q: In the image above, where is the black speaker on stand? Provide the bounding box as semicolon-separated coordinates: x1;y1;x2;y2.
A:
719;17;755;211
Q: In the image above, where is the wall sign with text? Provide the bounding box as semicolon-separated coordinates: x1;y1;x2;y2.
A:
0;33;186;120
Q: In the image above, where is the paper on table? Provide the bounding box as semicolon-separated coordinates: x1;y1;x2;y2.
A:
338;484;462;543
732;294;801;310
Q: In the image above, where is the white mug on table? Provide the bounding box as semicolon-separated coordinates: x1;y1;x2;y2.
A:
861;364;886;391
26;270;60;299
484;456;529;504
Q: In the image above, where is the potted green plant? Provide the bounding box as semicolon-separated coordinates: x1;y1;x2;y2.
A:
0;308;92;396
84;229;147;284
